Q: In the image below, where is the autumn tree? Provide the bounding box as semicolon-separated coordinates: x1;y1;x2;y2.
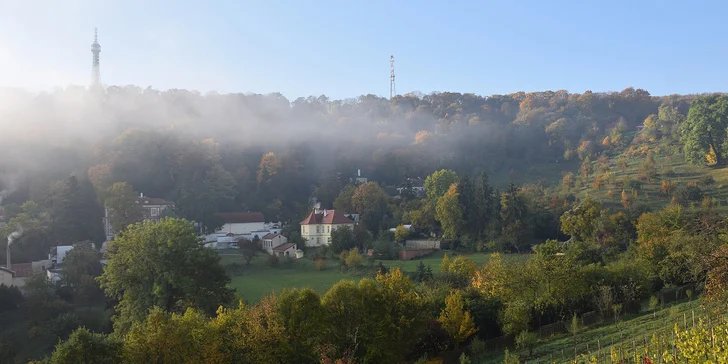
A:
424;169;460;204
438;290;477;347
681;94;728;165
104;182;144;234
48;328;123;364
394;225;409;242
436;184;464;239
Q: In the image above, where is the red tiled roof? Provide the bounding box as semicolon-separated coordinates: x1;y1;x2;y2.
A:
272;242;296;252
216;212;265;224
10;263;33;278
262;233;280;240
300;209;354;225
137;197;175;206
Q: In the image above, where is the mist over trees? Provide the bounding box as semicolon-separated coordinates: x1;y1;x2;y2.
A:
0;87;700;229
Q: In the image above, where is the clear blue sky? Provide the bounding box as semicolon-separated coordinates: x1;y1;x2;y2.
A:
0;0;725;100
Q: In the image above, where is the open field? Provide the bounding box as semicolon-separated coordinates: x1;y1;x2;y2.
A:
224;250;530;303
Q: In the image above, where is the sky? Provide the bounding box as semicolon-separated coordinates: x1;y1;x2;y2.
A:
0;0;726;100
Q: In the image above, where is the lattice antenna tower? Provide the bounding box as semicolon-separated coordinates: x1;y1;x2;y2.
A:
390;55;396;99
91;28;101;86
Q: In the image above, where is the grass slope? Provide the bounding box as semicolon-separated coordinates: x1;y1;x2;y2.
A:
479;299;710;363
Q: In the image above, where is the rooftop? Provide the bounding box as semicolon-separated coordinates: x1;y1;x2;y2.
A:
272;242;296;252
300;209;354;225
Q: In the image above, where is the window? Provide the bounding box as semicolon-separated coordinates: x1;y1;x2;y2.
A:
316;237;320;245
327;226;330;233
151;208;159;217
317;226;321;233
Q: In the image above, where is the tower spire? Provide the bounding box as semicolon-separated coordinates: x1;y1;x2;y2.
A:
91;28;101;87
390;55;396;99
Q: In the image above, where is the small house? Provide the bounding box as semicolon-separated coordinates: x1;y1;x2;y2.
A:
261;233;288;255
272;243;297;258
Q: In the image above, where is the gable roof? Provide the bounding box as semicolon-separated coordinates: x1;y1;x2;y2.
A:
262;233;280;240
300;209;355;225
10;263;33;278
216;212;265;224
272;242;296;252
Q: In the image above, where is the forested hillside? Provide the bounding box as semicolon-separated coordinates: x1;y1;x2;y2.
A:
0;87;698;226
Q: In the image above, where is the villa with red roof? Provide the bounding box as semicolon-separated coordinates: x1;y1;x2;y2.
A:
300;208;355;247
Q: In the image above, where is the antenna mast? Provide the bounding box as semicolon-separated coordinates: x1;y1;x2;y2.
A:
91;28;101;87
390;55;396;99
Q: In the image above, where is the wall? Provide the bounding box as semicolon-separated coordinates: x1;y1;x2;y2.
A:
405;240;441;250
0;269;12;286
301;223;354;247
399;249;435;261
219;222;265;235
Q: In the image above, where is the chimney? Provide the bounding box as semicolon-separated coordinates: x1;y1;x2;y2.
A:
6;244;10;271
358;169;361;177
140;192;144;198
323;209;328;217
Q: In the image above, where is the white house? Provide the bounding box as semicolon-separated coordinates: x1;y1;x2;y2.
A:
261;233;288;255
300;208;355;247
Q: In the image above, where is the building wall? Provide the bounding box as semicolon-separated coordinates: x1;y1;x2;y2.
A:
405;240;441;250
301;223;354;247
219;222;265;235
0;270;12;286
12;277;26;288
263;235;287;254
275;246;297;257
399;249;436;261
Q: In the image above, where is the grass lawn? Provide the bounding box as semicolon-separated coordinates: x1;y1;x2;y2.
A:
478;299;711;363
224;250;530;303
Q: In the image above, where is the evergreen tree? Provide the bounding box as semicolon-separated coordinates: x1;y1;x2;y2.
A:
50;176;105;243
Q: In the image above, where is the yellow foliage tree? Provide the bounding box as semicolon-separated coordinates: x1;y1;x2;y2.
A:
471;253;509;298
437;291;477;347
440;253;452;272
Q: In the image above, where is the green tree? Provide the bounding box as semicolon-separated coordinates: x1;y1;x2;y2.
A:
351;182;389;234
344;248;363;270
276;288;326;362
681;94;728;165
50;176;105;243
424;169;459;204
98;218;235;333
238;238;260;265
333;185;356;212
48;328;123;364
60;242;104;305
176;164;237;233
104;182;144;235
330;225;355;254
438;290;477;347
436;184;464;239
559;198;603;241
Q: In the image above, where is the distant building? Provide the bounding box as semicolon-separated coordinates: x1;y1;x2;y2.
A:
300;208;355;247
272;243;298;258
397;177;425;198
214;212;265;235
355;169;368;184
103;193;174;238
261;233;288;255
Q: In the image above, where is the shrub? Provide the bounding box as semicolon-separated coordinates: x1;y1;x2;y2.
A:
314;258;326;271
267;255;279;267
699;174;715;186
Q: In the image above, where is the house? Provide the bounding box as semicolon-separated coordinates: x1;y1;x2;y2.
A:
0;263;36;287
215;212;265;235
272;243;297;258
0;267;14;286
388;224;414;233
261;233;288;255
300;208;355;247
103;193;175;238
355;169;368;184
397;177;426;198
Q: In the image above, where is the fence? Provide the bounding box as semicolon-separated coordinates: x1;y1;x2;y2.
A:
399;249;436;261
521;303;725;363
404;240;441;250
